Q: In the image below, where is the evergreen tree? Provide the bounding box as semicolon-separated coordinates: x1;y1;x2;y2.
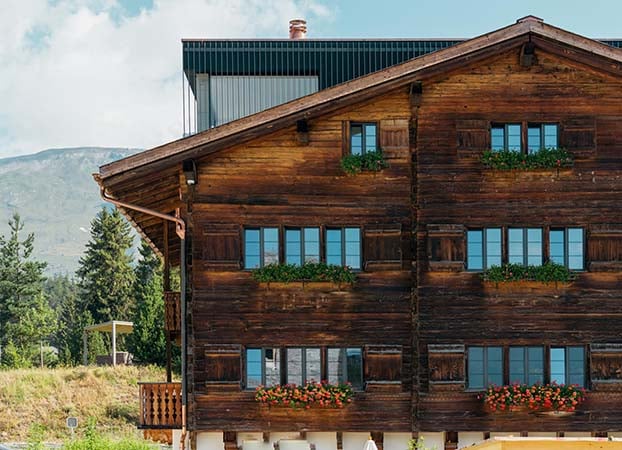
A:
76;207;135;324
0;213;54;367
128;241;167;365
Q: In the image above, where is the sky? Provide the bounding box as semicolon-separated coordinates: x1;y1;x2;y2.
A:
0;0;621;159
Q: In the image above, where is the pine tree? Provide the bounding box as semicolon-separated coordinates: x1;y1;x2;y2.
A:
76;207;135;324
128;240;167;365
0;213;54;367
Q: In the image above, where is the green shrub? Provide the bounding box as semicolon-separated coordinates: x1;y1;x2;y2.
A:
251;262;356;284
341;149;388;175
63;418;155;450
105;402;137;422
482;147;573;170
482;262;574;283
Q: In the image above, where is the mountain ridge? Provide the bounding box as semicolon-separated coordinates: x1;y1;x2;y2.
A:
0;146;143;275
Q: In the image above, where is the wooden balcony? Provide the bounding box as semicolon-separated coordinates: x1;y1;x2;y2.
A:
139;382;182;429
164;291;181;334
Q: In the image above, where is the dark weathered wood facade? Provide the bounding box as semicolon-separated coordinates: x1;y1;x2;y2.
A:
96;17;622;440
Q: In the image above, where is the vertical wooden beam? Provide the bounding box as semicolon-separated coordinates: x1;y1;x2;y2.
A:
83;331;88;366
520;432;528;437
111;321;117;366
483;432;491;441
163;220;172;383
299;431;307;441
557;432;565;438
263;432;270;443
371;432;384;450
336;432;343;450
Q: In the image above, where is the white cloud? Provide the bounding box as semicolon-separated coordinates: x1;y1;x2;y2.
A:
0;0;332;158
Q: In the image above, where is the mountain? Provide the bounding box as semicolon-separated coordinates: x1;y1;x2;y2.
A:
0;147;142;275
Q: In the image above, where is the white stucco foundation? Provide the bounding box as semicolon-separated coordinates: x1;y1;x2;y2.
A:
383;432;412;450
419;432;444;450
306;432;338;450
196;432;225;450
458;432;484;448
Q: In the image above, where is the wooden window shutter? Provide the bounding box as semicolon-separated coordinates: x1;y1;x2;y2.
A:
587;224;622;271
204;344;242;385
379;118;409;159
590;344;622;390
427;224;465;272
561;117;596;156
363;224;403;270
202;224;241;270
364;345;402;385
428;344;465;392
456;119;489;157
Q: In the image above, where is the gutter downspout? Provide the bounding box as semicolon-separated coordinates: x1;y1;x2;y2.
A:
97;184;189;449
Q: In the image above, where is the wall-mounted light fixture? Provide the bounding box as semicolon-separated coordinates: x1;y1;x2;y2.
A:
183;159;197;186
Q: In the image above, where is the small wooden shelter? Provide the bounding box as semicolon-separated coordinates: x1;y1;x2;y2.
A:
82;320;133;366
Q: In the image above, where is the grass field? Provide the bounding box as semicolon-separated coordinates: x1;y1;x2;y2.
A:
0;365;167;442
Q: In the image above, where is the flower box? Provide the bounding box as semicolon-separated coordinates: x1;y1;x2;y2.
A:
481;383;586;414
258;281;352;291
482;280;573;293
255;381;353;409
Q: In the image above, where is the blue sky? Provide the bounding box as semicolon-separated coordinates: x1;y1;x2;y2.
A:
0;0;621;158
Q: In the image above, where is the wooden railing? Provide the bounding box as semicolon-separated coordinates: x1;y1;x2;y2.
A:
138;382;182;429
164;291;181;333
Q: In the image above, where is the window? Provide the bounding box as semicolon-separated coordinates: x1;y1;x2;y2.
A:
491;124;522;152
467;346;503;389
246;348;281;388
528;124;559;153
328;348;364;389
549;228;584;270
550;346;586;387
466;345;587;390
350;123;377;155
285;227;320;265
245;347;364;389
326;227;361;269
508;228;543;266
509;346;544;385
244;227;279;269
467;228;502;270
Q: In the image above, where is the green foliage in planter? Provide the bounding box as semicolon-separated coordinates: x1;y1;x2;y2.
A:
341;149;388;175
255;381;353;409
251;262;356;284
481;262;574;283
482;147;573;170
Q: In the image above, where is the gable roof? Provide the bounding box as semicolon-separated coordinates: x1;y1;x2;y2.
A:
98;16;622;185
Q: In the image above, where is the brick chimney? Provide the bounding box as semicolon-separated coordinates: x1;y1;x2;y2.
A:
289;19;307;39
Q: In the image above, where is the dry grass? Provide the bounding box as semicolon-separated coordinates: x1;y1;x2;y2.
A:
0;365;166;442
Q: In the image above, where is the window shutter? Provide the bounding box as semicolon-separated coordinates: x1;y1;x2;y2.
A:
587;225;622;271
590;344;622;390
428;344;465;392
363;224;403;270
561;117;596;156
202;224;241;270
204;344;241;385
379;119;409;159
456;119;489;157
427;224;465;272
364;345;402;385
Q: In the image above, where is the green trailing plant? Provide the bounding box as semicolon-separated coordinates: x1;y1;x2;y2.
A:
408;437;436;450
481;262;574;283
255;380;353;409
481;147;573;170
341;149;388;175
251;262;356;284
480;383;586;413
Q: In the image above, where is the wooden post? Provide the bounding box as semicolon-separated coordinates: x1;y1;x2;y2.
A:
223;432;237;450
445;432;458;450
83;331;88;366
336;432;343;450
112;321;117;366
164;220;172;383
371;432;384;450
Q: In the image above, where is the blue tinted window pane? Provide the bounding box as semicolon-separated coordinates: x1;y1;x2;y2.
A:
351;125;363;155
486;228;502;268
507;124;521;152
344;228;360;269
568;347;585;387
544;124;558;148
527;228;542;266
303;227;320;263
550;348;566;384
568;228;584;270
468;347;484;389
244;229;261;269
550;229;565;265
528;126;541;153
487;347;503;385
364;124;377;153
285;229;302;266
508;228;524;264
491;127;504;151
527;347;544;385
346;348;363;388
326;229;342;266
509;347;526;384
263;228;279;266
467;230;483;270
246;349;262;388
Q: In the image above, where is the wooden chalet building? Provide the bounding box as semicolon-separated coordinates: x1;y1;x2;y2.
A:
95;16;622;450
